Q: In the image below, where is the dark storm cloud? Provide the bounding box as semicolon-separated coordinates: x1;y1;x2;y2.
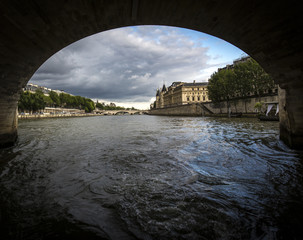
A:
30;26;211;102
37;55;79;76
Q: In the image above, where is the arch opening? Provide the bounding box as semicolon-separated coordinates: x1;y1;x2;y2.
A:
27;25;247;111
0;1;303;148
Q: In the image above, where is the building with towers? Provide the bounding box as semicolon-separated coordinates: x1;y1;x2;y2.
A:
153;81;209;109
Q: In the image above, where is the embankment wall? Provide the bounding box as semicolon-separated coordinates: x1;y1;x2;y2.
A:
150;95;278;116
149;104;205;116
204;94;278;114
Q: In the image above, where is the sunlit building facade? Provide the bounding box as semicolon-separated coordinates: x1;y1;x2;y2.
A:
154;81;209;109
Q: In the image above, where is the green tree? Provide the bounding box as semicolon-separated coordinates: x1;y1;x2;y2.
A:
32;89;45;112
208;72;224;113
208;72;223;102
75;96;84;109
49;91;60;107
59;93;68;107
18;90;45;113
18;91;31;112
84;98;95;112
254;101;264;113
19;89;98;113
233;62;253;112
43;95;54;107
208;57;275;113
245;58;274;99
208;69;236;113
96;102;104;109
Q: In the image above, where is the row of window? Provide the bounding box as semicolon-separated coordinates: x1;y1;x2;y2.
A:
186;92;206;95
186;96;207;101
191;88;206;91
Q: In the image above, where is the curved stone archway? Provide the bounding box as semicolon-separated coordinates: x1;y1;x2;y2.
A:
0;0;302;148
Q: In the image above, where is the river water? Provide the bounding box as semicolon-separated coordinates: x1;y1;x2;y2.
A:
0;115;303;240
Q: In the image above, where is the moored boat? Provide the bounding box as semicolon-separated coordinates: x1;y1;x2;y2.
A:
230;112;242;118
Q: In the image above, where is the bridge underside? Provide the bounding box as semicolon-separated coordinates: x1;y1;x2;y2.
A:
0;0;302;148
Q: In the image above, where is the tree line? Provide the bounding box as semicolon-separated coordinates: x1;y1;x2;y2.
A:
95;102;136;111
18;89;95;113
18;89;134;113
207;57;275;112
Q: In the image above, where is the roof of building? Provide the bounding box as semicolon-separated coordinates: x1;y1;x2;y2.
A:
183;82;208;87
162;84;167;92
156;89;160;96
233;56;250;65
171;82;183;87
219;56;251;71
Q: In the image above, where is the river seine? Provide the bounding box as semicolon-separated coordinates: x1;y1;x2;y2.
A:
0;115;303;240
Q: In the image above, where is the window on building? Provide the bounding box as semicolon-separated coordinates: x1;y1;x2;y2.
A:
192;88;194;90
187;97;190;101
203;96;205;101
198;97;200;101
192;97;195;101
197;88;199;90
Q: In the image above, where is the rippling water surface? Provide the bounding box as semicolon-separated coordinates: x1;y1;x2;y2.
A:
0;115;303;240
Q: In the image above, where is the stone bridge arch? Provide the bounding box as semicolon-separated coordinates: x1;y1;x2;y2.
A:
0;0;302;148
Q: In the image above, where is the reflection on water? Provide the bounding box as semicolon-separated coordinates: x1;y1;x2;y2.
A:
0;116;303;240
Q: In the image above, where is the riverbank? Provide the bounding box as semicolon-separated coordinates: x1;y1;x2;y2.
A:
150;94;278;118
18;113;100;119
18;110;149;119
149;103;259;118
206;113;258;118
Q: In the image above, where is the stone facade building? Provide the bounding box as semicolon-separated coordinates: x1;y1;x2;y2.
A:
152;56;278;110
154;81;209;109
23;83;70;96
23;83;52;95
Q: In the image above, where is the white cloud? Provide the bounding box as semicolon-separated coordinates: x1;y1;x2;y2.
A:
30;26;244;108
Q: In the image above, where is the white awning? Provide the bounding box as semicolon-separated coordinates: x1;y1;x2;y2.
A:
275;104;279;115
266;104;274;116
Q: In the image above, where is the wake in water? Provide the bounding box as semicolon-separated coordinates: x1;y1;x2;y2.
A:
0;116;303;239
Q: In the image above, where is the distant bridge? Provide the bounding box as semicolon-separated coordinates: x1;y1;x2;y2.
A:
94;110;150;116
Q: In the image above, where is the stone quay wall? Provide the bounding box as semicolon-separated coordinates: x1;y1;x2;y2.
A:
150;103;205;116
150;94;278;117
204;94;278;114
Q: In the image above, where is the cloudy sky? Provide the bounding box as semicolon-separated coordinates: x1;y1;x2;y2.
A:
30;26;246;109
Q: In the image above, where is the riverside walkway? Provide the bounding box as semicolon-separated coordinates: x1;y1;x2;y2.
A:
18;110;149;119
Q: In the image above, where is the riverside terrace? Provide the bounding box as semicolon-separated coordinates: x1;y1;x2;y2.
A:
18;109;149;119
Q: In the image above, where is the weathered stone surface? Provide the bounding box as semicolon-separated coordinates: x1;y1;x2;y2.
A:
150;94;279;117
150;103;205;116
0;0;302;148
0;94;18;147
203;95;279;115
279;87;303;149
